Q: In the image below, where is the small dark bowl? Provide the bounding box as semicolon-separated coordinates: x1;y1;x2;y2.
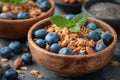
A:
55;0;84;14
82;0;120;33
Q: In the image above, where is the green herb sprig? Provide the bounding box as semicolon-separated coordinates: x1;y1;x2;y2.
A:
0;0;27;5
50;13;88;32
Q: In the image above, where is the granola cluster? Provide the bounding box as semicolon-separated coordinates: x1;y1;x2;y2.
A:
46;24;97;55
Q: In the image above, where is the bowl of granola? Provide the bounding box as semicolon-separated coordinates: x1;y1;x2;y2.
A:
28;13;117;76
0;0;55;39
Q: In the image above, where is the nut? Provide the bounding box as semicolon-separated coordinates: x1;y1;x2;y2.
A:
1;58;8;64
16;70;22;74
111;61;120;67
20;66;28;70
30;70;43;79
37;74;43;79
14;58;23;69
86;46;96;55
30;70;39;75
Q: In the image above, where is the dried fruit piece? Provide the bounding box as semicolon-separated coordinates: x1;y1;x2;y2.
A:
14;58;23;69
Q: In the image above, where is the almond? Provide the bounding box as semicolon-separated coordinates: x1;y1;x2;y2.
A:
14;58;23;69
86;46;96;55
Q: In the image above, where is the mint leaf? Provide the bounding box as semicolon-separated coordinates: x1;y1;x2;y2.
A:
50;16;70;27
69;25;80;32
16;0;27;5
0;0;27;5
67;20;75;27
72;13;88;26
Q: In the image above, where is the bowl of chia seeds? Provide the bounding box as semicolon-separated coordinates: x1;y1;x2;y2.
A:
82;0;120;33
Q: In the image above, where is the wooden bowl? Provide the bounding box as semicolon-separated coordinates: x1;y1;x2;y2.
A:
28;17;117;76
0;0;55;39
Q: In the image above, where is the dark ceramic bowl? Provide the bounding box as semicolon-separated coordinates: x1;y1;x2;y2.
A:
0;0;55;39
55;0;86;14
28;17;117;76
82;0;120;33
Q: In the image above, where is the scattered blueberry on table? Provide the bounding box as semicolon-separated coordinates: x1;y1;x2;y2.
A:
4;69;18;80
0;47;12;58
21;52;32;64
8;41;22;54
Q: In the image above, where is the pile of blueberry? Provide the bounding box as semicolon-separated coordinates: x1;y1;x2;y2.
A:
66;14;113;52
33;14;113;55
34;29;73;55
0;41;32;80
0;0;51;20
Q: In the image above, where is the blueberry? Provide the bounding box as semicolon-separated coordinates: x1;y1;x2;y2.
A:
4;69;18;80
34;29;47;39
87;22;97;30
101;32;113;46
21;52;32;64
88;31;100;41
0;47;12;58
8;41;22;54
17;11;30;19
45;32;60;45
50;43;61;53
39;1;51;12
95;28;103;34
66;14;75;20
35;39;46;48
95;43;107;52
0;7;2;13
35;0;46;4
0;13;12;20
58;47;73;55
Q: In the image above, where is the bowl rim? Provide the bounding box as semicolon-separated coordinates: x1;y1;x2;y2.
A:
54;0;87;5
0;0;55;22
28;17;117;58
81;0;120;21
